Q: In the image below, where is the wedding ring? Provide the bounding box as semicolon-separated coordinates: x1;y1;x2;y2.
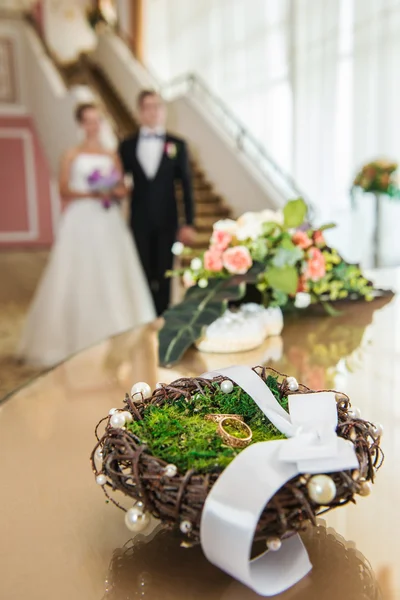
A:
205;413;244;424
217;417;253;449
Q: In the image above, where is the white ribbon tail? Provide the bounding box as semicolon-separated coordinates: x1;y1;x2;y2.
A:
200;441;312;596
200;366;359;596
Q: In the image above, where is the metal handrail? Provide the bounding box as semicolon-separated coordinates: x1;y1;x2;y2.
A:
159;72;313;212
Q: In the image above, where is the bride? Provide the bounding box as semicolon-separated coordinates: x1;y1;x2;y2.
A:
18;102;156;367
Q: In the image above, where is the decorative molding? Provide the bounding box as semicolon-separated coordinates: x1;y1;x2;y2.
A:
0;37;17;103
0;127;39;241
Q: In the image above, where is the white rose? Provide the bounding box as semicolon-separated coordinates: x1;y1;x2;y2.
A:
236;212;263;241
260;209;284;225
294;292;311;309
190;257;202;271
171;241;184;256
213;219;238;236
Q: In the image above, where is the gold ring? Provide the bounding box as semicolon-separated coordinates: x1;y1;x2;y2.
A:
217;417;252;449
205;413;244;424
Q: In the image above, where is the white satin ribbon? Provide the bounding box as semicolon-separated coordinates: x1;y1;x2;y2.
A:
200;366;359;596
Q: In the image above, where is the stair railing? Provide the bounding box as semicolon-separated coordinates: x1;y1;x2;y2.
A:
159;72;313;215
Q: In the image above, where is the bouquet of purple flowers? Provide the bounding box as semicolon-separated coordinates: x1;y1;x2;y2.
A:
87;168;121;209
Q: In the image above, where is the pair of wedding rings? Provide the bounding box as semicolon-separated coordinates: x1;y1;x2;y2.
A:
205;414;253;449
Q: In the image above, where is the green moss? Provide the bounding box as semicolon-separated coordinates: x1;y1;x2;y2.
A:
127;375;287;473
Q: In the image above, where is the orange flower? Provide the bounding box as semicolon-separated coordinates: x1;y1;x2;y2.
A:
292;231;312;249
304;248;326;282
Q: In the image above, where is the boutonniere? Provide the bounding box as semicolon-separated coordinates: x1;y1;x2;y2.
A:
165;141;178;159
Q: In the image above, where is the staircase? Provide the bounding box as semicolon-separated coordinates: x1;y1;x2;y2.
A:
57;57;230;256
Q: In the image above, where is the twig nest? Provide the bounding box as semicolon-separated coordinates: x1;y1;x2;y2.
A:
91;366;384;546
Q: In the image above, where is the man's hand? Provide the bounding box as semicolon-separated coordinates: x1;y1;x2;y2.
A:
178;225;196;247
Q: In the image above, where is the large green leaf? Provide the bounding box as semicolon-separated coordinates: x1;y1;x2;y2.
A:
266;265;299;295
283;198;307;229
158;279;246;366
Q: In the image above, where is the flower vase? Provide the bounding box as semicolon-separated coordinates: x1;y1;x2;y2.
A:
373;193;382;268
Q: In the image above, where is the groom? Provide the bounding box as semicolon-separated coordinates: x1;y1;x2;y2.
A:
119;90;195;316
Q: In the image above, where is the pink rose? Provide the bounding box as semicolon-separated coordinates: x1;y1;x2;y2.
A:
211;229;232;251
204;249;224;272
313;230;325;247
292;231;312;249
222;246;253;274
304;248;326;281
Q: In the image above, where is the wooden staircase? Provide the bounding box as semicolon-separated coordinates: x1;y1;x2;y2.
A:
59;59;231;256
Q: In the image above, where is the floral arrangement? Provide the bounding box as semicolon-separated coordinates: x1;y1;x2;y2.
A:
91;367;383;595
162;199;379;366
352;159;398;195
87;168;120;209
174;199;374;309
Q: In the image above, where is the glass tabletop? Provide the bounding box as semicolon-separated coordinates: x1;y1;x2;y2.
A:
0;269;399;600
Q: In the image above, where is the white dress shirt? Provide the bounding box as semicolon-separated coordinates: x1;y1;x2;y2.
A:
136;126;166;179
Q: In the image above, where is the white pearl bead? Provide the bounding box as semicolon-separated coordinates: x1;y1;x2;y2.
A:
180;520;192;534
307;475;337;505
372;423;384;438
131;382;152;402
287;376;299;392
221;380;234;394
266;537;282;552
110;412;126;428
124;507;150;532
95;447;103;461
164;464;178;477
198;278;208;289
96;474;107;486
109;408;118;415
122;411;133;423
348;406;361;419
359;481;372;497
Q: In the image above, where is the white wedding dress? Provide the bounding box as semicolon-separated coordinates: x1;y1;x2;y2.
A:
18;153;156;367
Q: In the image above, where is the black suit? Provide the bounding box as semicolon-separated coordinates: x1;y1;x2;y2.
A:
119;132;194;315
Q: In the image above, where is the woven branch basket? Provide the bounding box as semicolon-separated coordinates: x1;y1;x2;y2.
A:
90;367;383;544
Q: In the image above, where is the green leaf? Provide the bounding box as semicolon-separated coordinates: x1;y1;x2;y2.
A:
272;246;303;268
266;266;299;295
283;198;307;229
158;279;246;366
322;302;343;317
318;222;337;232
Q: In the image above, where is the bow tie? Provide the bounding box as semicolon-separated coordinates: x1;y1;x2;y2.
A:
141;132;165;140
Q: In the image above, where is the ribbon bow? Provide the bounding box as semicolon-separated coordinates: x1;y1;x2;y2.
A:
200;366;359;597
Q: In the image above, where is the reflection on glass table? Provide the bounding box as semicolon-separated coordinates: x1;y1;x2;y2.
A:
103;522;384;600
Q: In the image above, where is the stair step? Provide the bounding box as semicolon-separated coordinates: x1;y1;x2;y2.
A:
194;191;222;203
193;231;213;248
196;215;219;231
196;203;230;217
